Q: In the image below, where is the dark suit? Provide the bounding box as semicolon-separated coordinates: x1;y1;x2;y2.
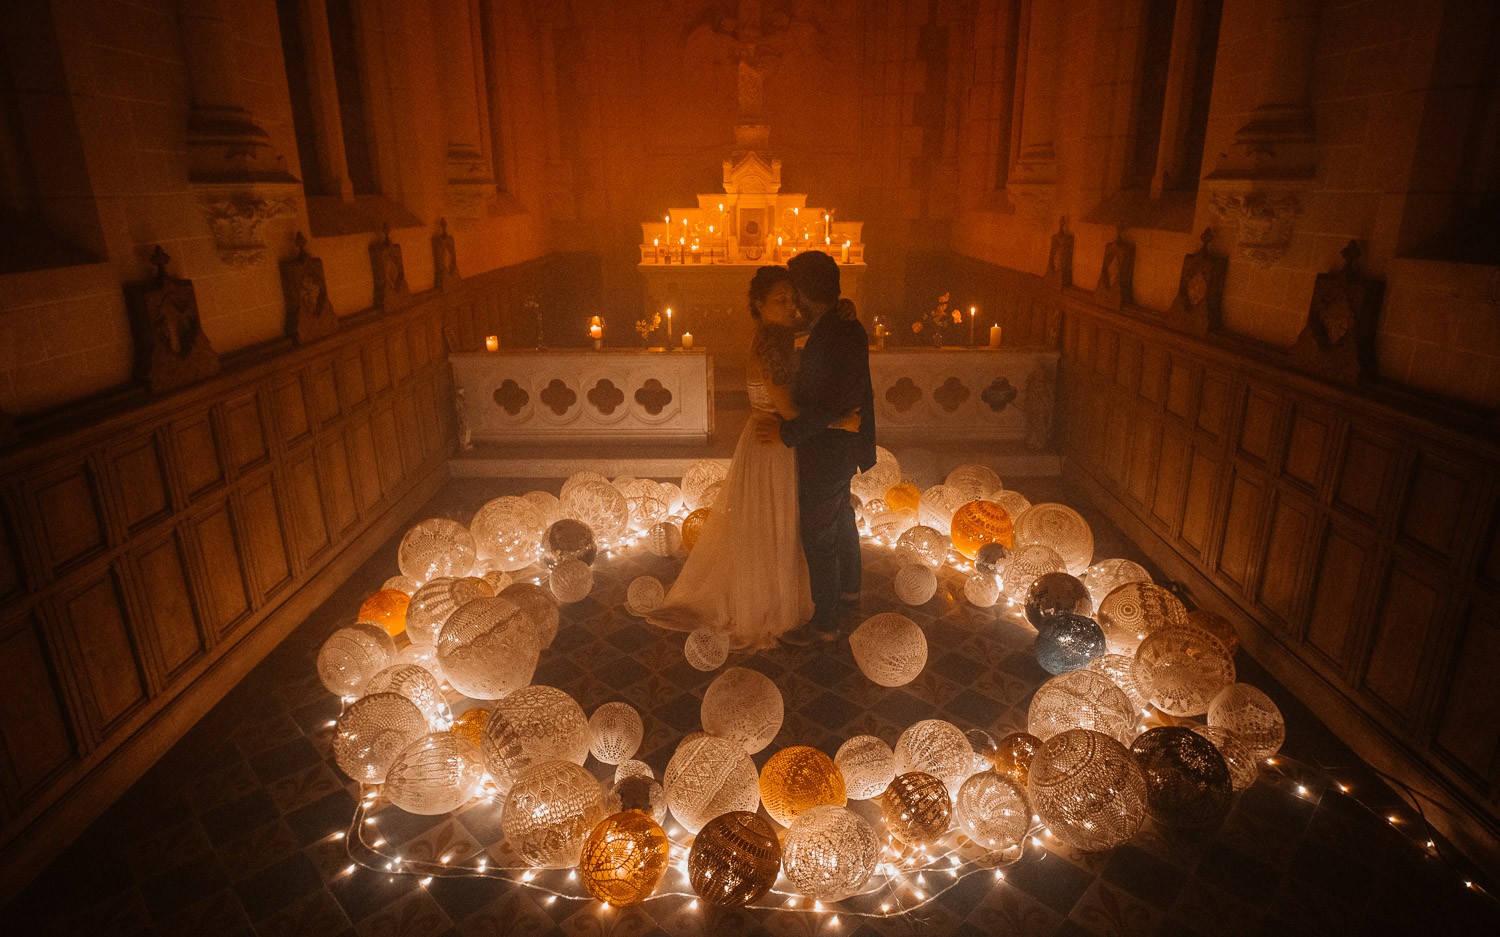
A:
779;310;876;626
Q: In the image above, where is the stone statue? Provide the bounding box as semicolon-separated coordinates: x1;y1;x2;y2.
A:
433;217;460;290
1044;216;1074;289
1094;228;1134;310
126;246;221;394
280;232;338;344
370;223;410;310
1289;240;1383;386
1165;229;1226;337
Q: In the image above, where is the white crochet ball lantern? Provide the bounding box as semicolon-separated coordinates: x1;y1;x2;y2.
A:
895;525;948;570
384;733;485;815
663;734;761;834
1027;669;1138;746
964;573;1001;608
781;806;880;902
894;564;938;606
588;702;644;765
549;556;594;603
700;667;783;754
502;760;607;868
684;626;730;671
469;495;545;572
835;735;898;800
1013;502;1095;575
894;719;974;792
435;596;538;700
332;692;428;784
317;623;394;697
397;518;476;583
480;685;591;794
625;576;665;616
849;613;927;687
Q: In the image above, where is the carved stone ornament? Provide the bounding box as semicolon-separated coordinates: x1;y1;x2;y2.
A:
126;246;221;394
1289;240;1383;386
199;187;296;266
433;218;460;291
280;232;338;344
1044;217;1074;290
1209;191;1302;267
1165;230;1227;338
371;224;411;311
1094;231;1135;310
1024;367;1056;452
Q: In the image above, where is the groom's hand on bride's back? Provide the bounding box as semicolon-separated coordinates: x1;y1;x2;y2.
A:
836;298;859;321
753;414;783;446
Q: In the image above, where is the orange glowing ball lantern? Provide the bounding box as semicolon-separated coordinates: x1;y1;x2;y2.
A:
579;811;672;906
759;746;847;827
949;500;1015;559
884;482;921;515
358;588;411;637
682;507;711;553
449;707;491;747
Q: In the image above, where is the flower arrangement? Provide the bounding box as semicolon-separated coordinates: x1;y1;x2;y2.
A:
635;312;662;347
911;292;962;346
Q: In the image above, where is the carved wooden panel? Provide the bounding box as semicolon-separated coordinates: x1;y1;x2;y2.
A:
394;394;422;476
416;375;443;459
346;418;382;513
274;377;309;447
1305;527;1370;669
317;436;358;539
1116;335;1140;391
388;329;412;383
190;503;249;639
1125;422;1158;508
1434;605;1500;785
1363;564;1443;722
31;461;108;574
371;404;402;495
1217;471;1266;590
286;452;329;565
364;341;391;395
1282;404;1333;495
239;479;291;602
222;392;269;472
109;435;172;534
308;362;339;427
1397;453;1476;565
0;614;75;803
1257;494;1316;634
1104;406;1130;488
173;415;223;499
337;352;367;411
1237;390;1281;467
1152;430;1190;531
1180;448;1219;555
1166;358;1197;422
1196;373;1230;441
1334;429;1397;524
1139;346;1168;406
131;532;204;684
57;570;146;737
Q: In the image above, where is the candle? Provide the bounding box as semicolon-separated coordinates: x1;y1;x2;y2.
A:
665;308;673;342
679;237;685;263
989;324;1002;349
681;331;693;350
484;335;498;352
775;236;782;261
824;210;832;241
653;237;660;262
969;306;976;346
841;240;850;263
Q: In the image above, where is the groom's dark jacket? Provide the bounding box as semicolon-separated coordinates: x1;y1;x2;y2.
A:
779;308;877;471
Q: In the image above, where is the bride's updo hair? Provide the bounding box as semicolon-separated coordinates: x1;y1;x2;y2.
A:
747;265;792;319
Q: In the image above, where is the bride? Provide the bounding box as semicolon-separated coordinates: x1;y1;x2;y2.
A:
647;266;858;649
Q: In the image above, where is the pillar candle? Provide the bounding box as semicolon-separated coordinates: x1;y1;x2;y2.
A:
484;335;498;352
841;240;850;263
681;332;693;350
665;308;672;342
989;324;1002;349
969;307;976;346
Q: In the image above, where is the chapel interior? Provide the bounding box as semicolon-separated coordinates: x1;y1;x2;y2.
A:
1;1;1499;935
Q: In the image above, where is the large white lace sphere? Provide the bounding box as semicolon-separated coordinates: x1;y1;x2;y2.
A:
964;573;1001;607
562;480;629;546
894;719;973;792
436;596;538;700
894;564;938;606
849;613;927;687
406;576;494;645
663;734;761;834
560;470;611;501
1081;558;1153;608
317;623;394;696
332;692;428;784
541;518;597;568
868;509;917;543
1132;626;1236;716
1027;669;1137;746
1028;728;1147;852
1190;725;1261;791
503;760;607;868
701;667;783;754
1207;683;1286;760
481;685;591;793
680;459;729;512
658;481;685;515
397;518;476;583
381;575;420;595
956;770;1030;852
684;627;730;671
522;490;565;529
469;496;545;572
895;525;948;570
1096;581;1189;654
589;702;644;765
781;806;879;902
945;464;1003;502
549;556;594;603
835;735;897;800
992;489;1032;521
1000;543;1067;602
646;521;683;557
918;484;969;534
384;733;485;815
625;576;665;615
363;663;450;728
499;581;561;648
1087;653;1151;714
1013;503;1094;575
851;458;902;504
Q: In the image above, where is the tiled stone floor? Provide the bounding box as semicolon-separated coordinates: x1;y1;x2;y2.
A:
7;476;1498;937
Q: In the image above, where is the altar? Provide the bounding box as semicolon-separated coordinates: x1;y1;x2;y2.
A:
451;349;714;445
869;347;1058;448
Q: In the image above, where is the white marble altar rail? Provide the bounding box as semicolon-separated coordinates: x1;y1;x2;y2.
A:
870;347;1059;448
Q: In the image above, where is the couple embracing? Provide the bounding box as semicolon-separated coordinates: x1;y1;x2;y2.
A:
648;251;876;649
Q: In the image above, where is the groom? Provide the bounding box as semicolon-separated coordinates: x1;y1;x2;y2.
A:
757;250;876;645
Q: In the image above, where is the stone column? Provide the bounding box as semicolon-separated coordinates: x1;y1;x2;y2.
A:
1209;0;1319;180
178;0;290;182
1151;0;1208;197
1010;0;1062;185
434;0;490;184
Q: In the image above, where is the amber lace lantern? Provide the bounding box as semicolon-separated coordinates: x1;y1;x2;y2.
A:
949;500;1015;559
579;811;671;906
759;746;847;827
688;811;782;907
358;588;411;637
991;732;1041;787
879;771;953;846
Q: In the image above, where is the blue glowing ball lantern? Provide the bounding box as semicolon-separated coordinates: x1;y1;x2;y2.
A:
1034;612;1107;675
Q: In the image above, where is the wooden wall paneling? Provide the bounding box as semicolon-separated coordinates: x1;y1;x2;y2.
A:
307;361;340;428
1255;490;1319;637
1179;445;1221;558
1280;402;1338;498
1303;519;1378;677
1432;601;1500;792
236;474;293;606
415;373;443;459
25;456;110;579
1165;355;1199;424
1216;469;1269;594
1103;401;1131;489
126;528;206;689
1095;325;1117;383
1116;334;1140;392
345;416;383;514
185;501;251;641
1360;558;1450;731
105;432;173;535
364;340;391;396
1396;449;1484;570
1139;345;1169;407
316;432;359;540
0;495;32;603
1196;370;1231;442
336;351;368;413
1153;428;1191;536
1124;418;1160;511
1331;425;1402;529
388;328;412;384
0;611;77;813
285;449;331;568
52;567;148;743
393;392;423;479
1236;386;1284;470
220;389;271;475
370;403;403;496
171;412;224;500
273;376;310;449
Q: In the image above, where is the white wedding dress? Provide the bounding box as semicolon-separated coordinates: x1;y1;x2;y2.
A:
646;378;814;649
